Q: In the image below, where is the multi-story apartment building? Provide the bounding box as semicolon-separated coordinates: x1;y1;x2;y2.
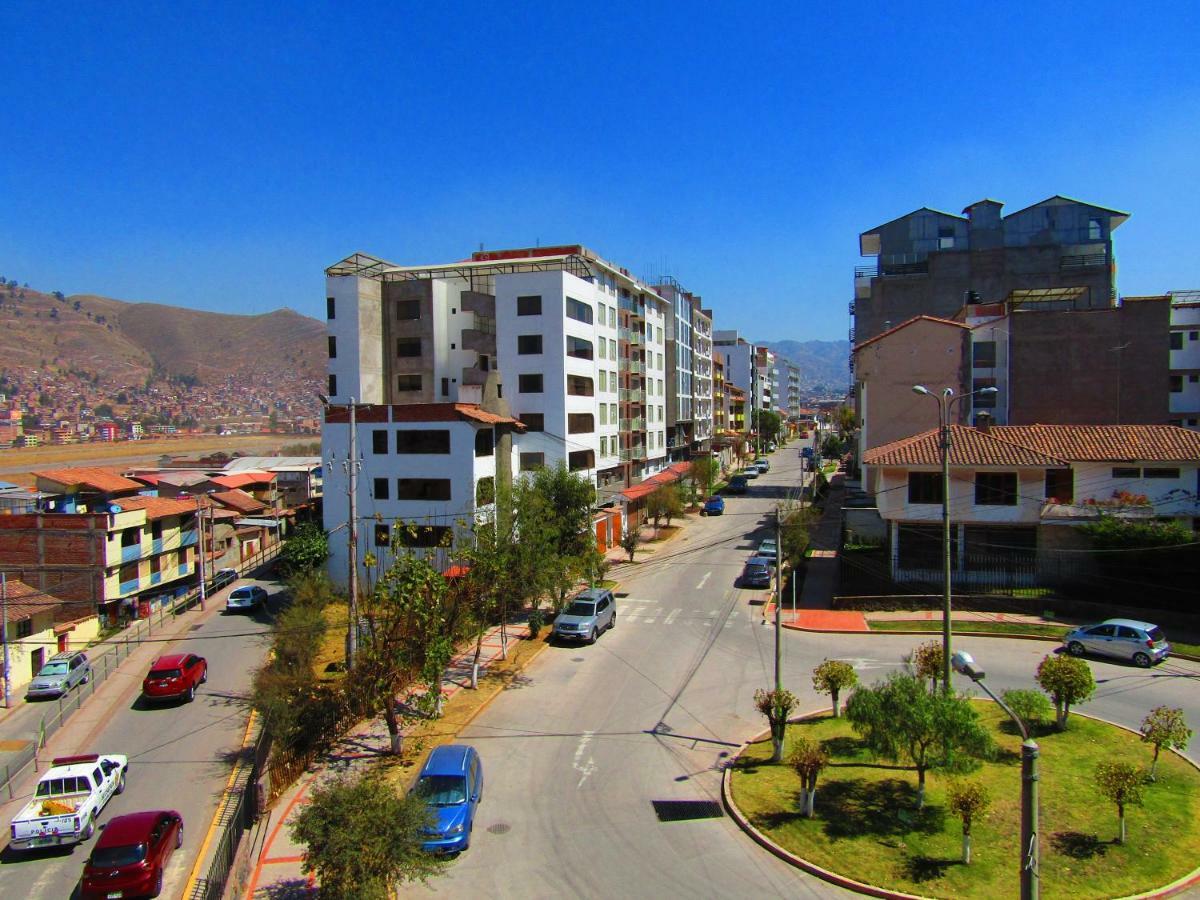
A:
1170;291;1200;430
694;308;714;449
714;331;754;405
754;346;776;417
654;279;715;460
852;195;1129;358
785;361;801;421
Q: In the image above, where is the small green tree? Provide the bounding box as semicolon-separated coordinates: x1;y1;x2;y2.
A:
690;456;720;500
290;772;444;898
1000;689;1054;733
907;640;944;694
279;522;330;575
1095;761;1147;844
754;687;797;763
1139;706;1192;781
1035;654;1096;730
811;659;857;717
646;484;683;531
947;780;991;864
790;738;829;817
620;526;640;562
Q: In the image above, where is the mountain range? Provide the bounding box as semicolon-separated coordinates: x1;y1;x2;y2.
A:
755;339;850;394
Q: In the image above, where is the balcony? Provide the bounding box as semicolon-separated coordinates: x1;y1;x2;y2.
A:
619;296;645;317
180;529;197;546
149;572;162;586
1061;252;1107;270
463;328;496;354
619;417;647;432
462;365;489;386
626;360;645;374
119;578;140;595
120;543;142;564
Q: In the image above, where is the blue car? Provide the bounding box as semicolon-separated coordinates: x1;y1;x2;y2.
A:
703;495;725;516
412;744;483;853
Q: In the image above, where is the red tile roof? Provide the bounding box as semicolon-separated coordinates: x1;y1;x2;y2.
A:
211;489;266;514
2;579;65;624
852;315;970;353
211;472;276;489
109;495;198;520
864;424;1200;467
34;467;143;494
324;403;525;429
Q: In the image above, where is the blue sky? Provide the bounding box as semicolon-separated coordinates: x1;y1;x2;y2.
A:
2;2;1198;342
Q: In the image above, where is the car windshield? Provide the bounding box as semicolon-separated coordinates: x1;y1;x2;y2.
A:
231;589;252;598
414;774;467;806
38;663;68;676
1147;627;1166;642
91;843;147;868
564;601;596;617
150;669;182;679
36;776;91;797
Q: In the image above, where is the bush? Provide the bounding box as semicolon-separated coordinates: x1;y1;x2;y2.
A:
527;607;545;638
1001;689;1054;732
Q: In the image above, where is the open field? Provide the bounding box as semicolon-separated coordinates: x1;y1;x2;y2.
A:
0;434;303;484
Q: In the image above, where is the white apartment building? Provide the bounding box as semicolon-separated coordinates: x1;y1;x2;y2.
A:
694;308;714;445
656;278;714;459
1170;290;1200;430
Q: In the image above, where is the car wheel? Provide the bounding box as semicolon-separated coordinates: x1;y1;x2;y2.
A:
176;823;184;849
151;868;164;898
200;666;208;684
82;813;95;841
1133;652;1152;668
117;772;127;794
1066;641;1086;657
187;684;195;702
610;612;616;630
588;628;598;645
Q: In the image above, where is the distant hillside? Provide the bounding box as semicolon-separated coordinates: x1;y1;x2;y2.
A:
756;339;850;393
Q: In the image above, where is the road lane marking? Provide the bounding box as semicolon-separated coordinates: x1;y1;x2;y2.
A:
696;572;712;591
573;730;597;788
664;609;680;626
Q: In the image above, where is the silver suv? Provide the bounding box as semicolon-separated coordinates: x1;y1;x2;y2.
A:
1063;618;1170;668
553;589;616;644
27;651;92;699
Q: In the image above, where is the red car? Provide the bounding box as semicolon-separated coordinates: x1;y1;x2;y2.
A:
80;809;183;899
141;653;207;703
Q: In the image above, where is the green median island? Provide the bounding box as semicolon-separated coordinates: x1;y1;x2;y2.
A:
729;702;1200;899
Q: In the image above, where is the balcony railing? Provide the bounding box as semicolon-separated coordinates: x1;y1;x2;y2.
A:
619;417;647;431
1061;252;1107;269
121;544;142;564
853;264;877;279
626;360;645;374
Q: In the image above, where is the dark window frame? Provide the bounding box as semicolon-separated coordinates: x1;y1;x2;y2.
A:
907;472;943;505
373;477;390;499
394;429;451;454
396;337;422;357
519;452;545;471
1143;467;1180;479
517;334;543;355
372;429;388;454
1112;467;1140;479
518;373;544;393
395;298;421;320
565;296;594;325
517;295;542;316
326;297;336;319
974;472;1019;506
327;335;337;359
396;373;422;392
972;340;996;368
395;478;452;501
521;413;545;432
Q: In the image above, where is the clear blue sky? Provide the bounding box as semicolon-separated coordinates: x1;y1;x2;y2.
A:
3;1;1199;342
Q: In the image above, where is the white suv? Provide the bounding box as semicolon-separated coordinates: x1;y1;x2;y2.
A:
553;589;616;644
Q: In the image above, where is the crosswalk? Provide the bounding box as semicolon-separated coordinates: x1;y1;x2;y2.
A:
617;599;754;628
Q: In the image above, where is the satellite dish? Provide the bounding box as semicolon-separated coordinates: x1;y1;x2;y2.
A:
108;504;122;513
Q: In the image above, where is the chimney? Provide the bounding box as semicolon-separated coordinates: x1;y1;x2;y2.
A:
975;411;993;434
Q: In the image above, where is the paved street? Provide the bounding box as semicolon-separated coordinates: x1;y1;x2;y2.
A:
0;576;278;899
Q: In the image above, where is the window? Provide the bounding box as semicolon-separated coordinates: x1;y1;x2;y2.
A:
521;413;544;432
474;429;494;457
121;528;139;547
1045;469;1073;503
517;334;543;355
395;299;420;320
326;297;336;319
519;373;544;393
1170;332;1184;351
395;430;450;454
610;402;617;421
1170;375;1183;393
973;340;996;368
907;472;942;504
599;404;607;426
373;477;390;500
565;297;593;324
567;413;594;434
568;449;595;471
609;307;616;328
396;478;452;501
1192;332;1199;341
397;525;450;547
372;429;388;454
598;339;606;360
16;617;32;638
567;375;594;396
1191;375;1199;383
598;371;606;392
600;436;608;456
1088;217;1102;240
374;523;391;546
972;378;997;408
974;472;1018;506
328;374;337;396
566;336;593;360
938;225;955;249
1143;468;1180;479
475;477;495;506
520;452;545;471
397;374;421;392
396;337;422;357
609;338;617;358
517;295;542;316
1112;466;1140;479
327;336;337;359
441;377;449;397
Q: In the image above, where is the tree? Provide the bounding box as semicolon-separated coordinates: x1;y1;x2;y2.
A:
290;772;444;898
690;456;720;500
1094;761;1147;844
1139;706;1192;781
620;526;640;562
754;687;797;763
907;640;944;694
752;409;783;449
835;404;856;436
779;504;817;569
811;659;857;717
525;463;597;609
845;672;992;808
947;780;991;864
1035;654;1095;730
1000;689;1054;733
790;738;829;817
279;522;329;575
646;484;681;531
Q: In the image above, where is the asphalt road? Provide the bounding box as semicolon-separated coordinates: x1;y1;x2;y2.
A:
0;576;278;900
427;444;1200;899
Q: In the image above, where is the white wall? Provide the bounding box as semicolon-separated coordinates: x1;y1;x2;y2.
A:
325;276;383;404
874;466;1046;524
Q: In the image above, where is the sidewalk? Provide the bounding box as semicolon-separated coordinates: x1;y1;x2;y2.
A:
245;619;534;898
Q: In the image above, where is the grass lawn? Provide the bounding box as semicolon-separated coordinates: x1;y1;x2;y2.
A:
730;704;1200;899
313;600;349;681
864;620;1200;658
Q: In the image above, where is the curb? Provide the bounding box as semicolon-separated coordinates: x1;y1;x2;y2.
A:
721;710;1200;899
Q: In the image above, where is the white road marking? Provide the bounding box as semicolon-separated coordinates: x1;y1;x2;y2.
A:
625;605;644;623
573;730;597;788
664;608;680;625
833;657;889;671
696;572;712;591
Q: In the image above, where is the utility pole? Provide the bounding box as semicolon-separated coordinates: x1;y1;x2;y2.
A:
774;505;783;695
2;572;10;709
194;494;207;611
346;399;360;669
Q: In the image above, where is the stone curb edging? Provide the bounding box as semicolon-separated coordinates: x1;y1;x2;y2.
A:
721;709;1200;900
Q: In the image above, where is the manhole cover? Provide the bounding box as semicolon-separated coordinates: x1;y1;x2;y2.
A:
487;823;511;835
651;800;724;822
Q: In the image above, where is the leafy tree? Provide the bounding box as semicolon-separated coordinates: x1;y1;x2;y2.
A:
690;455;720;499
835;404;856;436
845;672;992;808
752;409;783;449
779;504;817;569
754;687;797;763
620;526;640;562
646;484;681;531
290;772;444;898
811;659;857;717
279;522;329;575
907;640;944;694
947;780;991;864
1000;689;1054;733
1035;654;1095;730
1094;761;1147;844
790;738;829;817
1140;706;1192;781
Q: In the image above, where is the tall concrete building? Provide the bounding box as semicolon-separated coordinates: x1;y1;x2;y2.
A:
655;278;714;460
1170;291;1200;430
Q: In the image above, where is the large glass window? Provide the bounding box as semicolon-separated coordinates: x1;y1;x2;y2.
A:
567;413;594;434
372;430;388;454
396;337;422;357
565;297;593;324
566;336;593;360
567;375;593;396
395;430;450;454
973;340;996;368
397;374;421;392
396;478;452;501
974;472;1018;506
519;374;544;393
521;413;544;432
517;295;542;316
517;334;543;355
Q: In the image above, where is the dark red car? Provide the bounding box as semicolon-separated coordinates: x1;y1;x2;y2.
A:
80;809;182;899
141;653;207;703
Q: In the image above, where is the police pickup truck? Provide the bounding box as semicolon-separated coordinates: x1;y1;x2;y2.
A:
9;753;128;850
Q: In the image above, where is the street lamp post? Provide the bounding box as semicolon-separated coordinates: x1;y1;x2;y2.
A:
952;651;1039;900
328;399;362;668
192;493;207;611
911;384;998;694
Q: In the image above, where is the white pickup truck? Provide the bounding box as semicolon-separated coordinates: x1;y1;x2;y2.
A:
9;753;128;850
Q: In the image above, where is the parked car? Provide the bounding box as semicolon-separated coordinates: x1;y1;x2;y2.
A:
225;585;267;613
412;745;483;854
740;466;759;479
757;538;780;563
755;458;770;472
142;653;208;704
210;568;238;590
1063;619;1170;668
727;475;748;494
9;753;127;851
26;650;92;700
702;495;725;515
80;809;183;900
801;446;814;459
553;588;616;643
740;557;773;589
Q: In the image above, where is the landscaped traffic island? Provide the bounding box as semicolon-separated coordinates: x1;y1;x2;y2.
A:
728;704;1200;899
